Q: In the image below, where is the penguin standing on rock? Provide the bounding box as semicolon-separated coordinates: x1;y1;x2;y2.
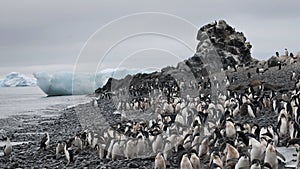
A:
250;159;261;169
235;154;250;169
285;48;289;56
64;141;74;166
40;132;50;150
277;113;288;139
190;150;201;169
55;141;64;159
291;71;297;81
247;72;251;79
180;154;193;169
154;152;166;169
3;137;12;156
264;141;278;169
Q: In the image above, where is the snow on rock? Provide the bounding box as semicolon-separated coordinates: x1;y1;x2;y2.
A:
0;72;36;87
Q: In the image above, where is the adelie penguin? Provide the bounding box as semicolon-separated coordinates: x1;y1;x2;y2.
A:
285;48;289;56
3;137;12;157
55;141;64;159
190;150;200;169
234;154;250;169
264;141;278;169
64;141;74;166
180;153;193;169
40;132;50;150
154;152;166;169
250;159;261;169
247;72;251;79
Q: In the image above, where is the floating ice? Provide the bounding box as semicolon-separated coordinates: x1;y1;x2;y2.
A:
0;72;36;87
33;68;158;96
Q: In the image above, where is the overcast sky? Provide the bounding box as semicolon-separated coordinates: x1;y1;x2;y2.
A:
0;1;299;78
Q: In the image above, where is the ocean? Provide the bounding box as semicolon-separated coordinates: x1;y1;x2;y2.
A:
0;87;92;119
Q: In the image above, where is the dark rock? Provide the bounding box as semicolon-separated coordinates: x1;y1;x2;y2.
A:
267;56;281;67
127;161;139;168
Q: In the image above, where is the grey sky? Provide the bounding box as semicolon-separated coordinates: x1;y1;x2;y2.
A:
0;1;299;77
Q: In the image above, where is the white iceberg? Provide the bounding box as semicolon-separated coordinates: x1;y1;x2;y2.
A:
33;68;158;96
0;72;36;87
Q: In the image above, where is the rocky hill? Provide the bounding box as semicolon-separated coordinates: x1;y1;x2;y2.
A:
95;20;292;95
96;20;253;94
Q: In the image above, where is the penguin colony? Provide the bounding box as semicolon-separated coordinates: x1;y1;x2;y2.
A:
96;70;300;169
3;70;300;169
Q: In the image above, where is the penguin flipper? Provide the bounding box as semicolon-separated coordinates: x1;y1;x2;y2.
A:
3;145;6;155
276;150;286;163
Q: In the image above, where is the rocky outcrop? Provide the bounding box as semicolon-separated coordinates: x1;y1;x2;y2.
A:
267;56;281;67
96;20;255;94
191;20;253;72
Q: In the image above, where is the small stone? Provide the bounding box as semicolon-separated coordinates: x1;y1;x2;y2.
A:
127;162;139;168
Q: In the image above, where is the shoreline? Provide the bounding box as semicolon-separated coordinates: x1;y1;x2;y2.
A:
0;99;156;169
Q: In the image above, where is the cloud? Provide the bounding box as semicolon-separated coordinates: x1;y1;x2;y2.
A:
0;1;299;76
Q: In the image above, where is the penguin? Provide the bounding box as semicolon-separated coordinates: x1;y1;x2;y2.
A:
225;119;236;139
40;132;50;150
125;138;136;159
291;71;297;81
3;137;12;156
247;72;251;79
163;140;172;166
224;143;239;166
111;141;122;160
250;159;261;169
198;137;209;157
87;131;92;147
190;151;200;169
154;152;166;169
235;154;250;169
91;132;99;149
210;151;223;169
256;68;267;74
264;141;278;169
278;61;282;70
247;103;256;118
55;141;64;159
73;135;83;150
97;143;105;160
180;153;193;169
277;113;288;139
249;136;264;162
287;138;300;148
285;48;289;56
64;141;74;166
152;135;163;154
289;120;300;139
136;135;146;157
177;144;187;167
93;99;98;107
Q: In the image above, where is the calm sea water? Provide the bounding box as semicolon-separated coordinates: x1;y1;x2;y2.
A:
0;87;92;119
